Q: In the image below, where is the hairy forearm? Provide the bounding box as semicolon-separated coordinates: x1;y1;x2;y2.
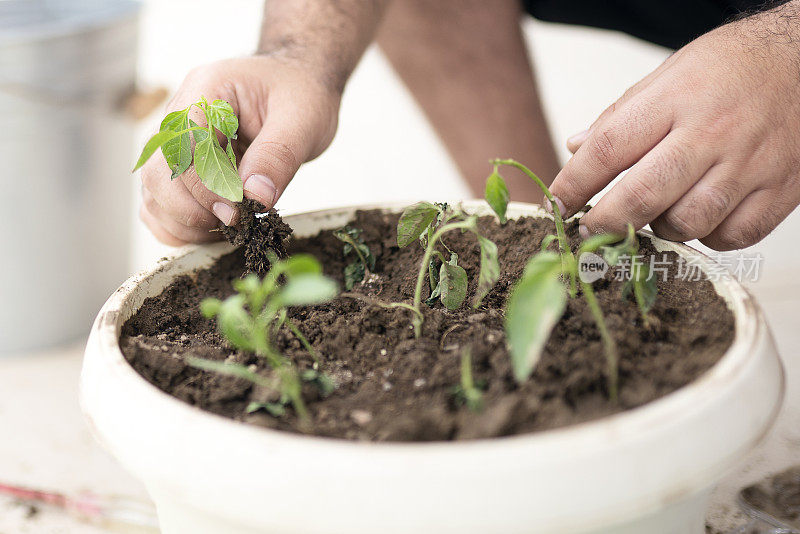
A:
378;0;559;201
259;0;390;93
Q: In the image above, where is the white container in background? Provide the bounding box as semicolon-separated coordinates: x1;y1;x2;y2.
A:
0;0;140;353
81;202;785;534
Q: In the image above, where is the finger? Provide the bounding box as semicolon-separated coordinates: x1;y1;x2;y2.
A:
139;204;189;247
650;163;751;242
579;130;714;237
566;50;684;153
551;94;673;217
700;187;796;251
141;188;222;244
141;151;223;229
238;107;314;210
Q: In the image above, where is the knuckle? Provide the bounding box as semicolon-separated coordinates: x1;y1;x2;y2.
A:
650;143;692;183
140;166;158;189
259;141;300;180
717;220;769;250
184;172;211;201
660;208;704;240
182;207;213;229
587;129;622;170
621;178;659;220
184;64;217;86
696;182;735;222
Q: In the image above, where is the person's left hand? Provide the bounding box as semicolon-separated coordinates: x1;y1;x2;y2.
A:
549;2;800;250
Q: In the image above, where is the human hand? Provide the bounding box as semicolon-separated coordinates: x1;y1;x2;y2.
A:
549;3;800;250
139;56;340;245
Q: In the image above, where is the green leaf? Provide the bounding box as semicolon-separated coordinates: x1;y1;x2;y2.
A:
579;232;625;255
133;130;182;172
190;119;209;144
540;234;559;251
344;261;365;290
285;254;323;276
602;224;638;266
439;255;468;310
207;99;239;139
473;236;500;308
279;274;338;306
187;357;270;387
505;254;567;383
485;170;510;224
246;401;286;416
225;142;237;170
216;295;255;351
194;135;244;202
623;258;658;314
200;297;222;318
397;202;440;248
160;109;192;179
233;273;261;295
301;369;336;397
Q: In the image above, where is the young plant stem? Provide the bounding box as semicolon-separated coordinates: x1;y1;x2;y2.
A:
490;158;576;295
285;318;320;367
412;219;475;337
579;280;619;402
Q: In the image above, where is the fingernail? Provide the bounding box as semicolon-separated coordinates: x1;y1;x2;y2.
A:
212;202;235;226
567;129;590;149
579;224;590;240
544;196;567;216
244;174;277;208
553;196;567;216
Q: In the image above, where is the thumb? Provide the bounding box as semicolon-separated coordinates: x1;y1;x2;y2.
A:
238;106;327;210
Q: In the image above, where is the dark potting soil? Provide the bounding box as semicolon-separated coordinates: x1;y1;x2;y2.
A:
121;209;735;442
220;199;292;276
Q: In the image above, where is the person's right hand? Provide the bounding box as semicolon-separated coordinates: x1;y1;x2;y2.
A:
139;56;341;245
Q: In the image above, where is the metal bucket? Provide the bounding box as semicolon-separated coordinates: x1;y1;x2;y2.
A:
0;0;141;353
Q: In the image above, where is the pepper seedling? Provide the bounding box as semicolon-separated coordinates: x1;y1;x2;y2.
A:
488;158;577;295
486;160;658;401
133;96;243;202
187;253;338;420
333;226;376;290
611;225;658;324
396;202;500;337
505;234;624;400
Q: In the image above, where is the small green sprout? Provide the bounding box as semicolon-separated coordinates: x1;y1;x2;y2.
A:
506;234;624;400
333;226;376;290
611;225;658;323
451;347;485;412
133;96;243;202
487;159;659;401
188;253;338;420
396;202;500;337
488;158;577;295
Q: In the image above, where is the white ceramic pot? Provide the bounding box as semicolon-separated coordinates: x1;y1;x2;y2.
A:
81;201;784;534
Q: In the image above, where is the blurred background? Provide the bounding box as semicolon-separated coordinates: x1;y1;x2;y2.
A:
0;1;797;532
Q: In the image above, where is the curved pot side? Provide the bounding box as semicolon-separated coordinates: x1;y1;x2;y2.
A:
80;201;785;534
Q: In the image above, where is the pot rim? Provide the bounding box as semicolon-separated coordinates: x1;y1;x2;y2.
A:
85;200;782;453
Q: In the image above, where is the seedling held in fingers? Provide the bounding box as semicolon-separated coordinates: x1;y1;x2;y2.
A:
133;96;243;202
188;253;338;420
